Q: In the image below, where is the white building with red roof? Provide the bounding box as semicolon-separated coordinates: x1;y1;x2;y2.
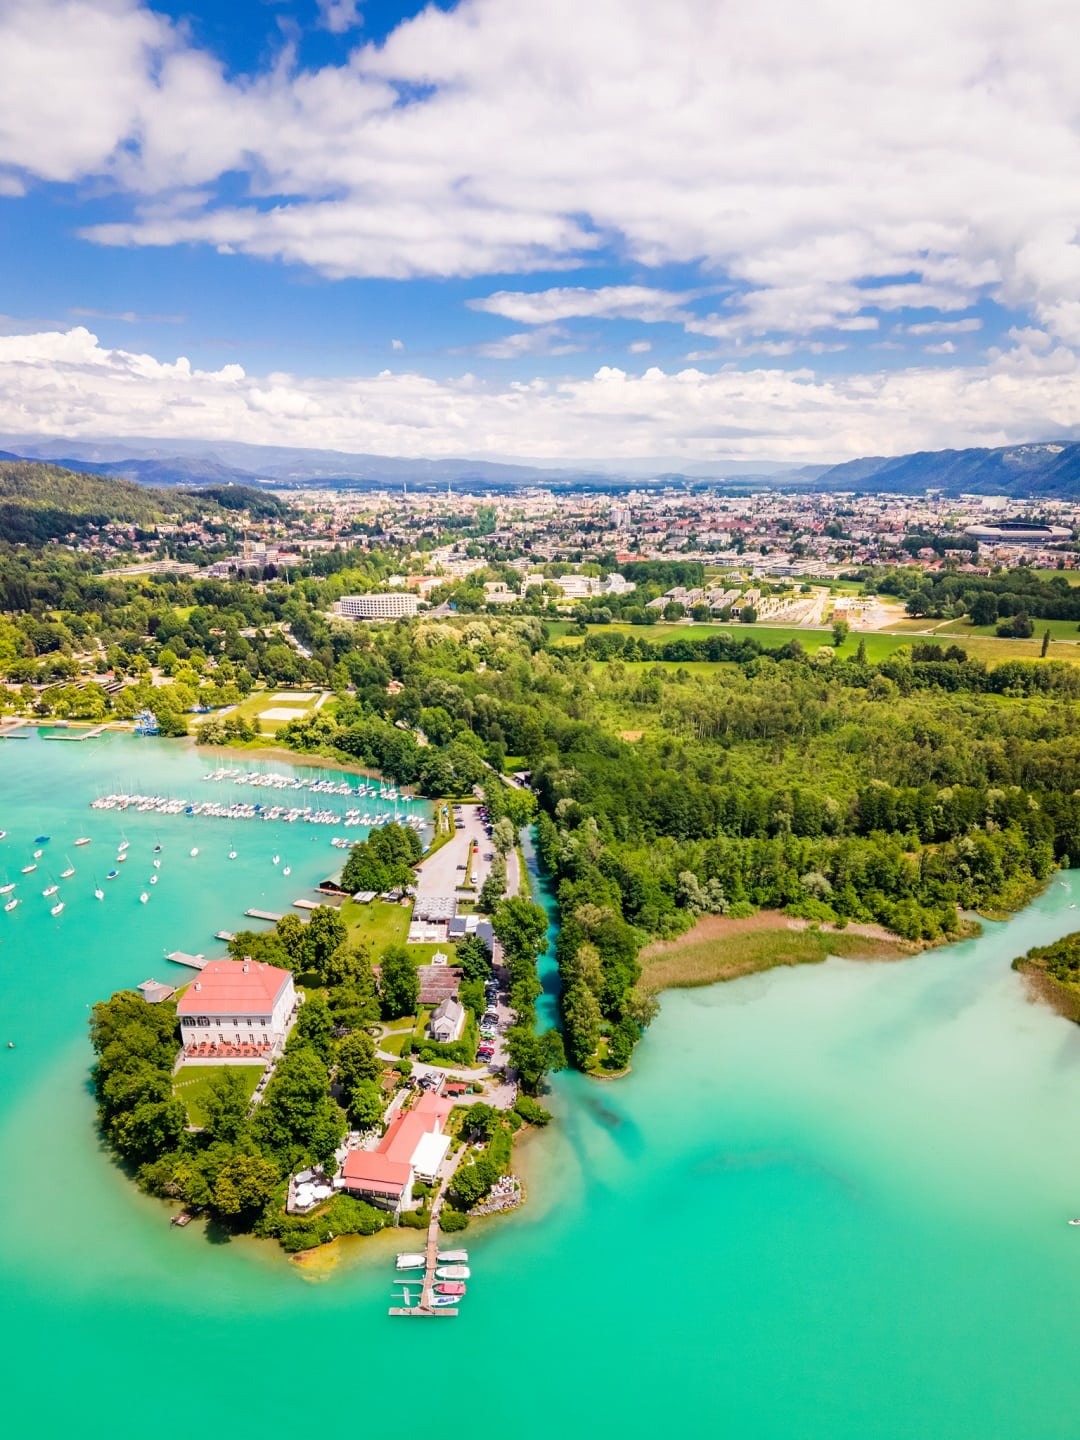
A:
339;1091;454;1213
177;960;297;1057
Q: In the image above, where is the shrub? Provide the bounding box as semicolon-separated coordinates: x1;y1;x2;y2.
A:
439;1206;470;1233
399;1209;428;1229
514;1094;552;1127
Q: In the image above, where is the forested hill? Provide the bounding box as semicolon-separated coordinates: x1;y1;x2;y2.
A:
813;441;1080;497
0;461;283;543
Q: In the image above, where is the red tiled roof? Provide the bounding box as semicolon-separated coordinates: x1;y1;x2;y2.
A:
415;1091;455;1124
177;961;291;1017
340;1149;412;1194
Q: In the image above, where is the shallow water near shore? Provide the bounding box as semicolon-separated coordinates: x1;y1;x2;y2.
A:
4;733;1080;1436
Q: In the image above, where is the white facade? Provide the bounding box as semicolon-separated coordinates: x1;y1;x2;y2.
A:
336;592;420;620
178;962;297;1049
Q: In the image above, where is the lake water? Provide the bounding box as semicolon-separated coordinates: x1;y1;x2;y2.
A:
4;732;1080;1437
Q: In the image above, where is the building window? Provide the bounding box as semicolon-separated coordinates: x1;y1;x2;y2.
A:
197;1016;209;1027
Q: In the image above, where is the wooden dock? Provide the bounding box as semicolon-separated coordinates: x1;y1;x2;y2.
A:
215;930;235;942
292;898;320;910
388;1167;459;1317
166;950;209;969
244;909;283;922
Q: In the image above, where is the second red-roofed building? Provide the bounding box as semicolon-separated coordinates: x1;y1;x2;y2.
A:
177;959;297;1053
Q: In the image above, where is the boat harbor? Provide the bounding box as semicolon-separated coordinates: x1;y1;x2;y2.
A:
389;1236;470;1318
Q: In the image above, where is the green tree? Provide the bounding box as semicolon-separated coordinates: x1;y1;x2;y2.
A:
456;934;492;983
461;1102;499;1140
336;1030;380;1092
831;618;850;648
288;994;335;1062
213;1153;280;1217
349;1078;385;1129
201;1067;252;1143
493;896;549;963
306;907;347;979
379;944;419;1019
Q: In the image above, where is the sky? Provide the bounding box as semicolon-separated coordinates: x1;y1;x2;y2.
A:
2;0;1080;464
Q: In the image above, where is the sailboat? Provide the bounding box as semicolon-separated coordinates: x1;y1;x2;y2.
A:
5;897;19;912
42;883;58;898
94;884;104;900
152;858;161;869
32;849;42;859
149;875;158;885
190;847;199;858
21;863;36;874
272;854;280;865
60;857;75;878
282;862;291;876
228;846;238;860
74;837;91;847
0;882;14;895
139;892;149;904
153;844;162;854
118;838;129;854
50;901;64;916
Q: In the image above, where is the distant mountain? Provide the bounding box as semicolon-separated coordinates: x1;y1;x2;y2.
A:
813;442;1080;498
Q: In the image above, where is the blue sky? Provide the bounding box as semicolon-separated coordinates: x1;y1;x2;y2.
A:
0;0;1078;463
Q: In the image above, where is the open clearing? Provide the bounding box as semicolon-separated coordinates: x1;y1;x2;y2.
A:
640;911;911;990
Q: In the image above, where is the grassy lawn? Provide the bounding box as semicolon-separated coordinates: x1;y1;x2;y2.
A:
380;1031;412;1056
339;897;456;963
341;897;411;949
937;616;1080;643
228;687;328;733
174;1064;263;1126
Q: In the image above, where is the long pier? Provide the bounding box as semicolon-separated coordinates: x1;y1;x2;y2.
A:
244;909;283;922
166;950;210;970
388;1169;459;1318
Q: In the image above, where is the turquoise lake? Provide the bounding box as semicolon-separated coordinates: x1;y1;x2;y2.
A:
4;731;1080;1437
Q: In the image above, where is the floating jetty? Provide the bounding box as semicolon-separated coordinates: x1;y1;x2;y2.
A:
166;951;210;970
215;930;235;942
389;1198;465;1318
244;909;283;923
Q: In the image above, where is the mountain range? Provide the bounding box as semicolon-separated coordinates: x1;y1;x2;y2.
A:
1;435;1079;497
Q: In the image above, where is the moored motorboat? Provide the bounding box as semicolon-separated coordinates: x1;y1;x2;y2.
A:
117;853;127;863
106;869;119;880
34;836;50;844
429;1295;458;1309
152;859;161;869
139;892;149;904
396;1252;427;1270
190;847;199;858
32;849;42;859
1068;1218;1080;1226
434;1265;470;1280
436;1249;469;1264
435;1281;466;1296
149;875;158;885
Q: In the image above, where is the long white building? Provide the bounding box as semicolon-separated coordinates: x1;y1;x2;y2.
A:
336;592;421;620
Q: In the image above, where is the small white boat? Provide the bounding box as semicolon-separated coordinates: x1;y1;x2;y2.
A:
74;837;91;847
436;1249;469;1264
50;901;64;916
272;854;280;865
139;892;149;904
118;841;130;853
435;1265;470;1281
396;1252;427;1271
4;897;18;912
149;875;158;885
228;849;237;860
429;1295;459;1308
33;849;42;859
60;865;75;878
117;853;127;864
42;884;58;898
21;864;36;874
282;864;291;876
0;883;14;895
152;859;161;869
1069;1218;1080;1226
94;887;104;901
190;848;199;858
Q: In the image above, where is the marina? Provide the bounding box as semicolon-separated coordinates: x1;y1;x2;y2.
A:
89;787;428;836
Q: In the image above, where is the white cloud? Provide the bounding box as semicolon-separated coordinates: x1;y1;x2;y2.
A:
391;338;404;350
1;0;1079;343
470;285;696;325
925;341;957;354
468;325;584;359
3;326;1080;463
904;317;982;336
317;0;362;34
628;340;651;354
